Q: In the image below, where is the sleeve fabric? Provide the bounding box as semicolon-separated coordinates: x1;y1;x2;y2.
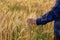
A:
36;6;60;25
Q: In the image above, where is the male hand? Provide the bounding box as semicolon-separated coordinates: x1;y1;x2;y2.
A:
27;19;36;24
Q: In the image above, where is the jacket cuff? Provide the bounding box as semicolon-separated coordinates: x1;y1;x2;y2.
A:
36;18;41;25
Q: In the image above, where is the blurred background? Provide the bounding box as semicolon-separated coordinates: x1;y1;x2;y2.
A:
0;0;55;40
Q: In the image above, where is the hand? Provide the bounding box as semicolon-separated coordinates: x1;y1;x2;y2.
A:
27;18;36;24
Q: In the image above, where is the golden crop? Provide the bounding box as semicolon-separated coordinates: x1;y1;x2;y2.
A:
0;0;55;40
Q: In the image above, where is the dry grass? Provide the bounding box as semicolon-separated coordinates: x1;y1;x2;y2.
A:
0;0;55;40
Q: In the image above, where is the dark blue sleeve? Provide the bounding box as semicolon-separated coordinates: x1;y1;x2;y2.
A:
36;7;57;25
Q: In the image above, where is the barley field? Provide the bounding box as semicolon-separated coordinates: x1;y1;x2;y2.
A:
0;0;55;40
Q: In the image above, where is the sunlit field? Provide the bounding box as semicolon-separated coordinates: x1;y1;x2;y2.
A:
0;0;55;40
